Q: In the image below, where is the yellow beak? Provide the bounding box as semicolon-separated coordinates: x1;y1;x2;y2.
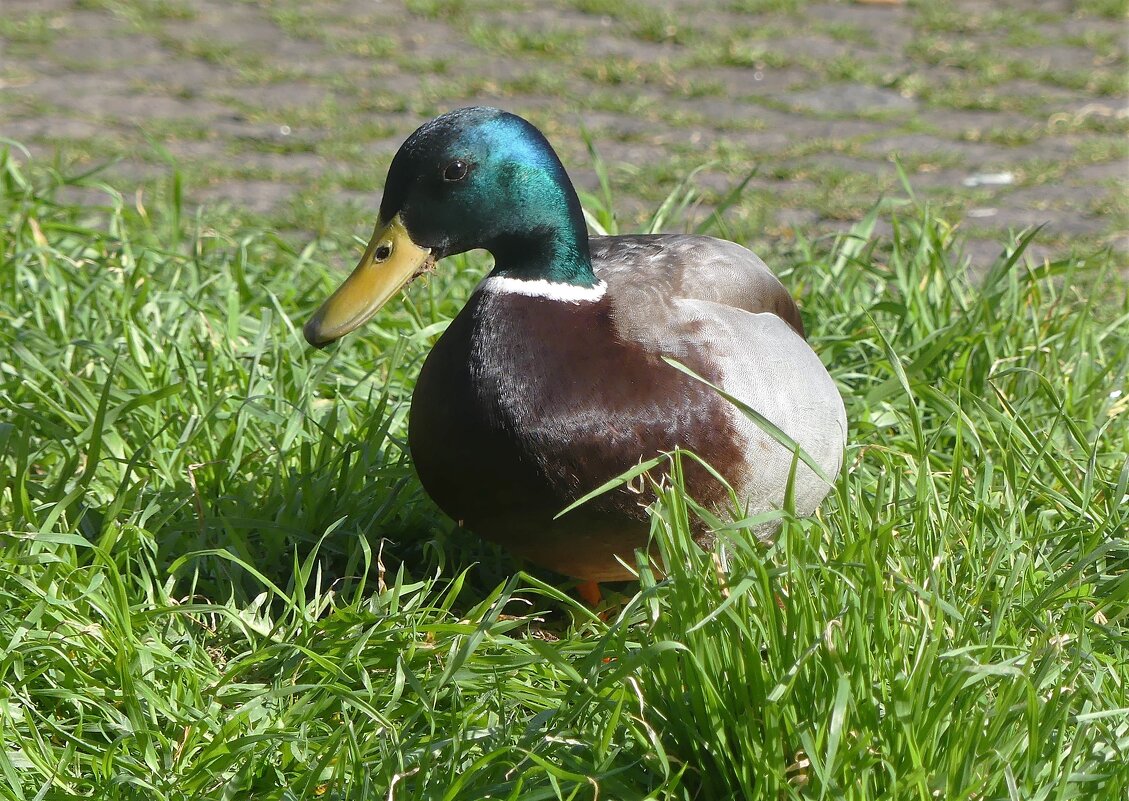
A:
303;214;433;347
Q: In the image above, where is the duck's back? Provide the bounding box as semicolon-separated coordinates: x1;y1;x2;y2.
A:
591;234;807;342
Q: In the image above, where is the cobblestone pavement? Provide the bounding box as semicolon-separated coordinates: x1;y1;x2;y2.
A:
2;0;1126;269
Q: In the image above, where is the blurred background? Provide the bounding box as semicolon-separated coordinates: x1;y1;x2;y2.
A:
2;0;1126;270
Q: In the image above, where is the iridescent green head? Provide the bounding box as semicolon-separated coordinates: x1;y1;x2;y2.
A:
382;107;592;277
304;108;595;346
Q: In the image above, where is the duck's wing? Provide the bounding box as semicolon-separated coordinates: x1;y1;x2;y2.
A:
590;234;806;340
591;234;846;517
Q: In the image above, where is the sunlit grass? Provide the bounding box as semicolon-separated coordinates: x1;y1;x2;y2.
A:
1;146;1127;799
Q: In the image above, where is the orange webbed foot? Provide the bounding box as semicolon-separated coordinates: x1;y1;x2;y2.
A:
576;579;602;607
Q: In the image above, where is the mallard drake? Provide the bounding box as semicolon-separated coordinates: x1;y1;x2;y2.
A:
305;107;846;585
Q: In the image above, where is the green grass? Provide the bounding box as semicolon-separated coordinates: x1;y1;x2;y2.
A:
2;147;1127;800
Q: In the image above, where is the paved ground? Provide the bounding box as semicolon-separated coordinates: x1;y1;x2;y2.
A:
2;0;1126;269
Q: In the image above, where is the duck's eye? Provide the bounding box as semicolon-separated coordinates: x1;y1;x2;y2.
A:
443;159;469;182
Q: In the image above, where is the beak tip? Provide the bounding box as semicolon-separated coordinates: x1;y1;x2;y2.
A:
303;317;332;349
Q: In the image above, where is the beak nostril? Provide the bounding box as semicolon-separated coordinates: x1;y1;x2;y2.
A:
374;243;393;261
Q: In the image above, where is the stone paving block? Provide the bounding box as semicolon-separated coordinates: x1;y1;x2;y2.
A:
196;179;301;216
785;84;919;115
686;65;814;98
859;134;1005;164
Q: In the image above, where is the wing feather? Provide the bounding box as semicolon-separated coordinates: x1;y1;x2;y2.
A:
591;234;806;341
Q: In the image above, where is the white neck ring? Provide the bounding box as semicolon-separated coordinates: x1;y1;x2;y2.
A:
479;275;607;304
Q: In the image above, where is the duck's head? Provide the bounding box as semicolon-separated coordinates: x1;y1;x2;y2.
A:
304;107;593;347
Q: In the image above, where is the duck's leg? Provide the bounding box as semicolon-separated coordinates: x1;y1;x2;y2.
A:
576;580;602;607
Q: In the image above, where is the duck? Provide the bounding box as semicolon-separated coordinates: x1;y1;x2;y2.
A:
304;107;847;597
